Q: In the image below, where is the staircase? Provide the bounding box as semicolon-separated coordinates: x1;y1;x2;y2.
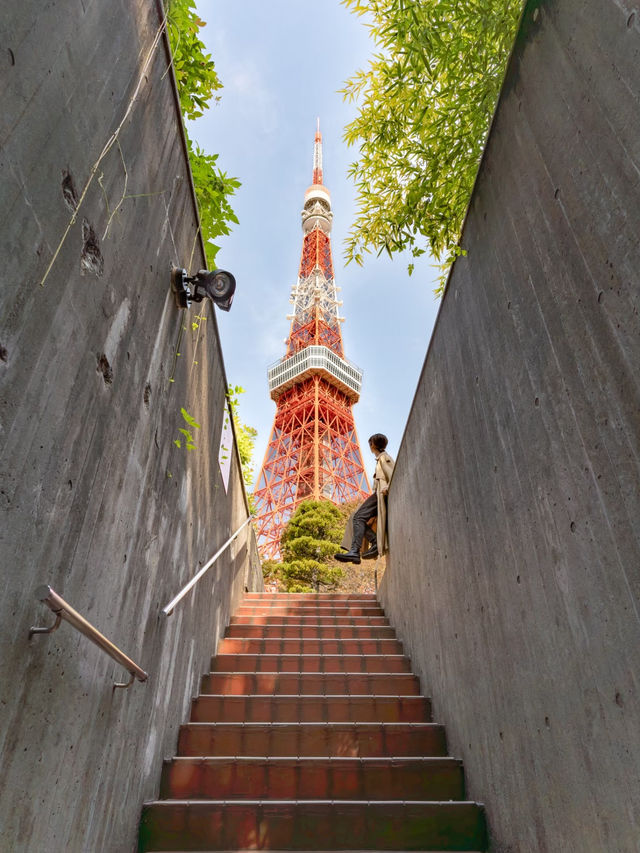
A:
139;593;487;851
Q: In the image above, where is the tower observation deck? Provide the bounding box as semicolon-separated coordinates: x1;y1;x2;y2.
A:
253;123;370;559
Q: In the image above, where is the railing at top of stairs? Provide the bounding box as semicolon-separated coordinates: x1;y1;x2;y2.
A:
161;515;254;616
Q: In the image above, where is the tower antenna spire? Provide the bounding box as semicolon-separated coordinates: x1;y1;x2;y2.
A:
313;118;323;185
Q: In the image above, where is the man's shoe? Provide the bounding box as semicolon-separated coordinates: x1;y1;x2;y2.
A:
362;545;378;560
334;550;361;564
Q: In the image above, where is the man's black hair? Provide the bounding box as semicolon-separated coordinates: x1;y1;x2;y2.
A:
368;433;388;452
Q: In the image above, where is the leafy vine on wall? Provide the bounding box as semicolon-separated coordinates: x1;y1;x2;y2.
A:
165;0;256;495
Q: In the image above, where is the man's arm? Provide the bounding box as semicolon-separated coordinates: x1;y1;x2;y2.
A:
378;453;395;494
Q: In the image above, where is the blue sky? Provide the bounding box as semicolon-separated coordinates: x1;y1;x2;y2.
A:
190;1;441;482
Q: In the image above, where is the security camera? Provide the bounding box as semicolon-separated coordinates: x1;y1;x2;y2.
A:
171;267;236;311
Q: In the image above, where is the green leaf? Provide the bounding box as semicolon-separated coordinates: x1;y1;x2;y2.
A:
180;408;201;429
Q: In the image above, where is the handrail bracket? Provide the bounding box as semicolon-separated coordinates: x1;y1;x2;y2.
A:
113;672;136;690
29;612;62;638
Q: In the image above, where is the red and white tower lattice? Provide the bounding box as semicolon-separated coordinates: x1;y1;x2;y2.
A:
253;123;370;559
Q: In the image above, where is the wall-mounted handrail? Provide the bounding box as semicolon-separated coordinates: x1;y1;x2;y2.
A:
29;585;148;689
161;515;254;617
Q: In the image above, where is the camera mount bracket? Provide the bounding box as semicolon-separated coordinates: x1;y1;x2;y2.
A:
170;267;204;310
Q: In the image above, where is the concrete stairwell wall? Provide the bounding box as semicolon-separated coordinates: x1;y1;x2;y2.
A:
0;2;262;850
379;0;640;850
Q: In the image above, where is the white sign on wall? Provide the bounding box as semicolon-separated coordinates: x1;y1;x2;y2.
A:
218;405;234;493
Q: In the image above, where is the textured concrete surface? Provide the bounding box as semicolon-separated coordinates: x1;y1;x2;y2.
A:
0;2;262;851
379;0;640;850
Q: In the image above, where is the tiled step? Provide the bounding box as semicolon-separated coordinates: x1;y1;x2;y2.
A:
238;597;382;604
139;800;487;852
190;694;432;723
224;623;397;639
210;654;411;674
234;606;385;617
160;756;464;800
218;637;404;655
243;593;379;601
200;671;420;696
176;722;447;757
230;615;390;627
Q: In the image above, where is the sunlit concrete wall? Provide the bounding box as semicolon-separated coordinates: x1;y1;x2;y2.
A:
0;2;262;850
380;0;640;850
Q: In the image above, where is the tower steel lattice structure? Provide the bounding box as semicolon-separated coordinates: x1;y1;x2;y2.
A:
253;124;370;559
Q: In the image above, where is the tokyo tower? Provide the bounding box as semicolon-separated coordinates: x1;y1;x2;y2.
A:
253;123;370;559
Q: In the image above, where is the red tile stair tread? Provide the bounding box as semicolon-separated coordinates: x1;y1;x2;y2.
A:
235;604;384;610
200;672;421;696
139;800;487;851
229;616;391;628
234;605;384;607
209;654;411;673
159;756;465;800
190;694;432;723
242;593;379;598
224;625;397;638
218;639;404;653
176;722;448;758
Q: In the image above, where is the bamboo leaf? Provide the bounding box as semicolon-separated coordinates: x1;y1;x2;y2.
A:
341;0;522;290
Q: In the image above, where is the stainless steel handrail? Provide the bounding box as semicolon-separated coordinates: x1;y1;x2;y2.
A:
161;515;254;617
29;585;148;689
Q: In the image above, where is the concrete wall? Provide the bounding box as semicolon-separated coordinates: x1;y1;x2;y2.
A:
380;0;640;850
0;2;262;851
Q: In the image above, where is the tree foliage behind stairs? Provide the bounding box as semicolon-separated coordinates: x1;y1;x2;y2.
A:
263;500;359;593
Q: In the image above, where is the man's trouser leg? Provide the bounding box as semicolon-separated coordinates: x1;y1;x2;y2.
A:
351;493;378;552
